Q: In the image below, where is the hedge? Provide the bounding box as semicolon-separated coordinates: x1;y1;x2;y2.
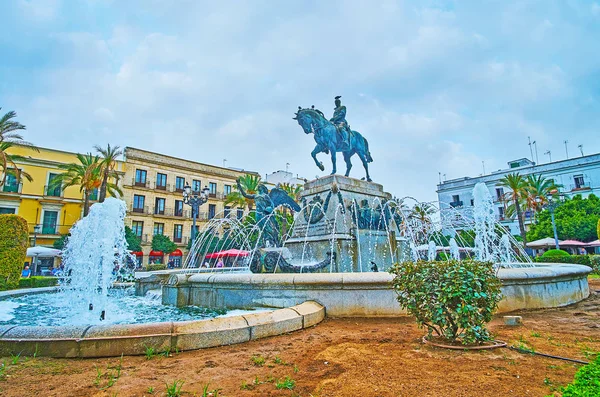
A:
145;264;167;271
18;276;58;288
536;255;600;274
541;249;570;258
0;215;29;291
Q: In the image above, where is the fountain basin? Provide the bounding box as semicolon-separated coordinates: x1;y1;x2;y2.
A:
0;300;324;358
162;263;592;316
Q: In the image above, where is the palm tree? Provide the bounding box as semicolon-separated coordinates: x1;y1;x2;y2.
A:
524;174;562;216
498;173;528;244
94;144;123;202
278;183;303;237
224;174;261;211
49;153;104;216
408;203;435;242
0;108;38;187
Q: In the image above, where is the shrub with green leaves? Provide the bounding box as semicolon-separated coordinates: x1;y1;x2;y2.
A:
145;264;167;272
557;355;600;396
541;249;570;258
0;215;28;290
18;276;58;288
536;254;592;267
389;260;502;344
590;255;600;275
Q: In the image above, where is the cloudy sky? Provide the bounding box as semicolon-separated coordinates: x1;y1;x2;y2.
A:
2;0;599;201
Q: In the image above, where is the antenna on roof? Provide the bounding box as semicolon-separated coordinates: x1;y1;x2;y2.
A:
544;150;552;163
528;137;535;162
578;144;584;157
564;140;569;159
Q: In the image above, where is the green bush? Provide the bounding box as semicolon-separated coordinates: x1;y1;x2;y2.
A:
541;249;570;258
18;276;58;288
558;355;600;396
536;255;592;267
389;260;502;345
588;255;600;275
145;264;167;271
0;215;29;290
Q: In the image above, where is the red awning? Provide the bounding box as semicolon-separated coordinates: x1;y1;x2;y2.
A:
131;251;144;256
170;249;183;257
205;249;250;259
149;250;164;256
559;240;587;247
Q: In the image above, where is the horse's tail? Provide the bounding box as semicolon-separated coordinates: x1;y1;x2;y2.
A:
364;137;373;163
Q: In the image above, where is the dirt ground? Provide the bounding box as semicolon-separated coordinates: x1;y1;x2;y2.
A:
0;278;598;397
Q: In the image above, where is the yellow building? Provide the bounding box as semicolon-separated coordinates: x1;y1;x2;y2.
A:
0;145;125;272
123;147;257;266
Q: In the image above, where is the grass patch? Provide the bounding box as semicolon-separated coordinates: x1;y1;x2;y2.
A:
165;380;184;397
275;376;296;390
251;355;265;367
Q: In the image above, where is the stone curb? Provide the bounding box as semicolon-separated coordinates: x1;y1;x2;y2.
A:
0;301;325;358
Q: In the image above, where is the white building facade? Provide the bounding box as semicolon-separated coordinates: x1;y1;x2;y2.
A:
437;154;600;235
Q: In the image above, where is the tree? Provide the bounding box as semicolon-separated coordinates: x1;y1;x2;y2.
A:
598;218;600;240
0;214;28;290
407;203;435;241
224;174;261;211
527;194;600;242
279;183;303;238
53;234;69;250
124;226;142;252
151;234;177;254
49;153;103;216
94;144;123;202
0;108;38;187
498;173;528;244
524;174;562;220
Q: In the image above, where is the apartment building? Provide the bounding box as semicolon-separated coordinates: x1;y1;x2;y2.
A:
123;147;258;265
0;145;124;272
437;153;600;235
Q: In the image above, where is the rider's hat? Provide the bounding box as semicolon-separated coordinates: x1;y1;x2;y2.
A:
335;95;342;100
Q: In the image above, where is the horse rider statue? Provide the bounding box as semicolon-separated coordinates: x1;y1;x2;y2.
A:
330;96;352;150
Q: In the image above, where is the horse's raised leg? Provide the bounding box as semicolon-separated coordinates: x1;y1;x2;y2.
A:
358;152;372;182
311;146;325;171
343;151;352;177
330;149;337;175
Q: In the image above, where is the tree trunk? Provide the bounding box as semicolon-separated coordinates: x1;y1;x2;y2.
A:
514;197;527;244
99;171;108;203
83;190;91;217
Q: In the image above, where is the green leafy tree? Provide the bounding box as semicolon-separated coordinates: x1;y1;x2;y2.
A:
498;173;528;244
53;234;69;250
0;214;28;290
278;183;303;239
224;174;261;211
527;194;600;242
124;226;142;252
151;234;177;254
597;218;600;240
0;108;38;187
94;144;123;202
524;174;562;219
49;153;103;216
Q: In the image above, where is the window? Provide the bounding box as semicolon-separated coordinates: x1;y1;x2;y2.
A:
237;208;244;219
452;195;460;203
495;188;504;201
208;204;216;219
135;169;147;186
470;199;474;206
3;172;19;193
42;211;58;234
498;207;505;220
153;223;164;235
224;185;232;196
174;200;183;216
132;221;144;237
89;188;99;201
156;173;167;190
175;177;185;192
224;206;231;218
154;197;165;215
173;224;183;242
133;195;145;212
192;179;201;192
0;208;15;214
574;175;585;189
47;173;62;197
209;182;217;196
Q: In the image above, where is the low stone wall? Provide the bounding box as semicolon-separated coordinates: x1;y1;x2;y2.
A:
162;264;592;316
0;301;324;358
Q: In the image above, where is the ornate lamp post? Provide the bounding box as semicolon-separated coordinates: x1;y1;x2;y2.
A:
183;183;210;244
535;191;565;250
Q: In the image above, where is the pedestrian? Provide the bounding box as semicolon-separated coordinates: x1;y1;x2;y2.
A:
216;258;224;268
21;265;31;278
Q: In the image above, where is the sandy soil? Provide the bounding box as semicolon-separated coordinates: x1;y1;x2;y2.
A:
0;278;598;397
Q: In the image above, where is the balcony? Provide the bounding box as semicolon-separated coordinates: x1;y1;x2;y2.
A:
449;200;463;208
152;207;191;218
570;183;591;191
43;185;63;198
132;178;149;188
131;205;150;215
173;236;182;243
1;182;22;194
153;182;170;191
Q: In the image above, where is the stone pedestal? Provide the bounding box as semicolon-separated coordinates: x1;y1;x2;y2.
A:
283;175;407;272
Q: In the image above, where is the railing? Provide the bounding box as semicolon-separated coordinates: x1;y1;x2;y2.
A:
131;205;150;214
152;207;191;218
154;206;166;215
449;200;463;208
43;185;63;198
153;182;169;191
2;183;22;194
132;178;149;188
174;185;185;193
173;236;182;243
570;183;591;191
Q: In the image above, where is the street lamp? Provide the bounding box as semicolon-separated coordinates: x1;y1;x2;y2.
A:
536;191;565;250
183;182;210;244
